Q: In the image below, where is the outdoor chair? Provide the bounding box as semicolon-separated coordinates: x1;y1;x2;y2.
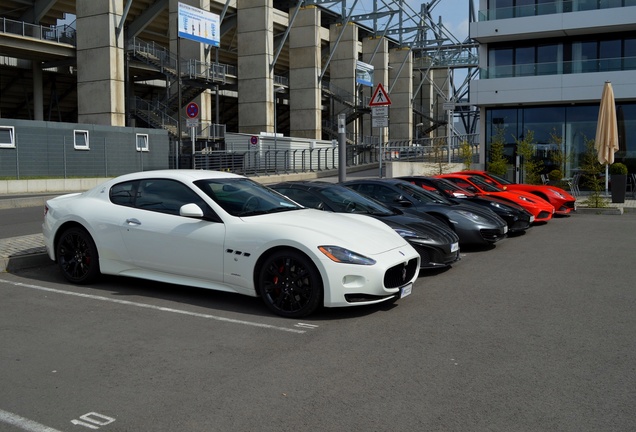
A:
568;173;581;197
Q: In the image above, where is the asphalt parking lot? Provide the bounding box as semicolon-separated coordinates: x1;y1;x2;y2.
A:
1;210;635;431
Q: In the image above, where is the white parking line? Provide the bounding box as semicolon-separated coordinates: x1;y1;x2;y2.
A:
1;280;306;334
0;408;63;432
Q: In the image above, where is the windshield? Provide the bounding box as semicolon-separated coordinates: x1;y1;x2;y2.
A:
321;185;394;215
395;182;453;205
432;178;477;197
195;178;301;216
468;176;504;192
485;172;512;185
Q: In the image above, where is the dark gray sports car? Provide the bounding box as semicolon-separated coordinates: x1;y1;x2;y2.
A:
343;178;509;247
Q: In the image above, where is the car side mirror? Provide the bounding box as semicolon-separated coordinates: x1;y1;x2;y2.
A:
180;203;204;218
395;195;412;207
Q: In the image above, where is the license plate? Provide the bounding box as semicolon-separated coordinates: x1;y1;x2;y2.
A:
503;225;508;234
450;242;459;252
400;284;413;298
530;215;535;223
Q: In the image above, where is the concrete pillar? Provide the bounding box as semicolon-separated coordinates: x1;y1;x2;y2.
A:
289;5;321;140
329;22;358;137
237;0;274;134
362;37;389;144
76;0;125;126
389;48;413;141
32;62;43;121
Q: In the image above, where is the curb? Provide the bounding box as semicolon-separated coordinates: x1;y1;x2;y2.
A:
1;252;51;273
575;207;624;215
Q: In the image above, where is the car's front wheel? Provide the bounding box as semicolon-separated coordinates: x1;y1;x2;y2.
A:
56;226;100;284
258;249;323;318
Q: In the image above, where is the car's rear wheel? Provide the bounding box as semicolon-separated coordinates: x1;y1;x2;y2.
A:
56;227;100;284
258;249;322;318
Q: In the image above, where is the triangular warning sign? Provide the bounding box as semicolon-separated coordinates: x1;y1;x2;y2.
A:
369;83;392;107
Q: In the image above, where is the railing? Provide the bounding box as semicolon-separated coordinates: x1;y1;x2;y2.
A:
0;17;76;45
190;134;478;175
481;56;636;79
383;134;480;164
479;0;634;21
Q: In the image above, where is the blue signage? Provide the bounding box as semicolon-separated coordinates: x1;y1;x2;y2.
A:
178;2;220;47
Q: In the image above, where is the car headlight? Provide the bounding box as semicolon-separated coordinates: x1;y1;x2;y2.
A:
318;246;376;265
517;195;534;203
392;227;431;240
453;210;489;224
488;201;506;210
548;188;565;198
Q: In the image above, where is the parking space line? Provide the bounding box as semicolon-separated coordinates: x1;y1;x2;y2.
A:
0;408;64;432
1;279;306;334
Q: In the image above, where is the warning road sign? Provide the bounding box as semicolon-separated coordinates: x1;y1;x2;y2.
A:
369;83;392;107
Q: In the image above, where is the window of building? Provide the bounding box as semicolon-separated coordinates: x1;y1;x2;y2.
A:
136;134;149;152
537;43;561;74
74;130;89;150
486;103;636;180
0;126;15;148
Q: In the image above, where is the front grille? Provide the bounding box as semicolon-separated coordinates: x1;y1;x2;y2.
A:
383;258;419;288
480;228;506;242
411;244;432;265
510;219;530;231
412;244;457;267
537;210;551;219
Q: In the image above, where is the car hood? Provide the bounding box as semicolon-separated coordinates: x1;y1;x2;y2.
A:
241;209;409;254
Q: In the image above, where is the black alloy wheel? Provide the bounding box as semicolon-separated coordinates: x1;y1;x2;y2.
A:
258;249;322;318
56;227;100;284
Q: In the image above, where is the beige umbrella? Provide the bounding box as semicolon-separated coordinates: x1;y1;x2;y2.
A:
595;81;619;195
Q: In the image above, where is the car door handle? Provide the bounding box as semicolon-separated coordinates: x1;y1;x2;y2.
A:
125;218;141;226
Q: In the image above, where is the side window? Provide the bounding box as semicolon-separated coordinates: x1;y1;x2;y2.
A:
135;179;208;216
110;181;136;207
0;126;15;148
74;130;89;150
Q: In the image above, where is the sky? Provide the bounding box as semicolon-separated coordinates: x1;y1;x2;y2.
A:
430;0;471;41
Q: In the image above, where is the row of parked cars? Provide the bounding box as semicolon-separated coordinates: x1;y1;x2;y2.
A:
271;170;576;269
42;169;576;319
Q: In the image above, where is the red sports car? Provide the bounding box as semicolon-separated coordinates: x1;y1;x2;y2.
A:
437;173;555;223
459;170;576;215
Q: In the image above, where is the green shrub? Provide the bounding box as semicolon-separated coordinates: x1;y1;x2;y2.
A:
609;162;628;175
548;169;562;182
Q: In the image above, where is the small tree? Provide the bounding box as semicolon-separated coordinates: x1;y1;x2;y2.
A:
459;140;473;170
549;129;566;175
488;127;508;176
432;137;451;174
580;137;607;208
515;130;543;185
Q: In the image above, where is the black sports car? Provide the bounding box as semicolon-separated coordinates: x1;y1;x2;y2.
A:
270;181;461;269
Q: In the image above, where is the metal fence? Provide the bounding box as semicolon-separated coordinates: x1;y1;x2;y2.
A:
188;133;479;176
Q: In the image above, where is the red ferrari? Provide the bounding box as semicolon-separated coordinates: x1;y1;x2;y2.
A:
459;170;576;215
437;173;555;223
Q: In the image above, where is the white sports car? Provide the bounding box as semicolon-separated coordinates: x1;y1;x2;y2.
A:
43;170;420;318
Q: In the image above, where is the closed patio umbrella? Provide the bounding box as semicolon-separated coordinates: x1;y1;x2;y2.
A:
595;81;619;195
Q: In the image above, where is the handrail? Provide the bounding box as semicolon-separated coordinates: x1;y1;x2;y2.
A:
0;17;76;45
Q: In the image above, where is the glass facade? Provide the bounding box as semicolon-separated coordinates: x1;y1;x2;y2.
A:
485;103;636;179
485;35;636;78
